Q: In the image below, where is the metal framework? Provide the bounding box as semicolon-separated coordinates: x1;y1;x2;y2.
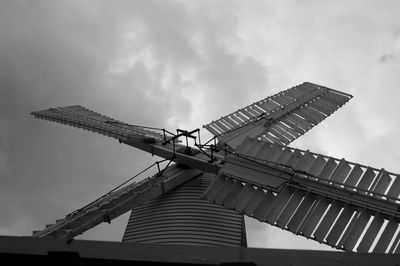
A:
30;82;400;254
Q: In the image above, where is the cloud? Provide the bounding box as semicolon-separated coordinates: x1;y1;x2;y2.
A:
1;0;400;251
0;0;270;239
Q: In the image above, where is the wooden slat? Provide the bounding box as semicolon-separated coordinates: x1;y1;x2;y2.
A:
314;201;343;242
233;184;256;213
230;114;244;125
372;170;392;196
344;164;363;187
318;158;337;181
387;175;400;201
253;102;270;112
330;159;351;184
245;142;264;157
235;111;248;122
357;167;377;193
254;143;274;158
287;114;312;130
357;214;384;252
276;121;299;138
214;120;230;132
308;155;326;177
275;147;293;165
319;95;341;109
269;125;294;143
209;122;225;134
325;91;348;106
238;109;254;120
268;127;291;145
373;217;399;253
259;99;279;111
237;137;255;154
284;89;302;99
287;193;318;234
265;145;284;162
295;108;318;124
280;93;295;103
276;189;305;229
250;105;264;115
253;190;276;222
326;205;356;247
301;197;331;238
243;188;266;216
265;186;294;224
336;209;361;249
272;95;289;105
286;150;303;169
342;209;372;251
204;125;220;136
308;100;334;116
389;231;400;254
204;175;226;201
222;117;238;128
213;178;236;204
221;181;244;209
280;118;306;134
295;151;315;172
246;107;260;117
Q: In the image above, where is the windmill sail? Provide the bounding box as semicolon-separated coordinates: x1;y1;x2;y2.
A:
32;164;202;239
203;82;352;148
32;105;166;143
203;137;400;253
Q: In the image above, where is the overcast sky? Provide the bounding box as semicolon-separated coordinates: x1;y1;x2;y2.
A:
1;0;400;251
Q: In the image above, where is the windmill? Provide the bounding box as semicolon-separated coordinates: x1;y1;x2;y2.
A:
31;82;400;254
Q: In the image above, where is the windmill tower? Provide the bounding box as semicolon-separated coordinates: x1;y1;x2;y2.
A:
31;82;400;254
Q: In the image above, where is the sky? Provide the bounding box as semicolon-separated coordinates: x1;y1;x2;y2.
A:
1;0;400;251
